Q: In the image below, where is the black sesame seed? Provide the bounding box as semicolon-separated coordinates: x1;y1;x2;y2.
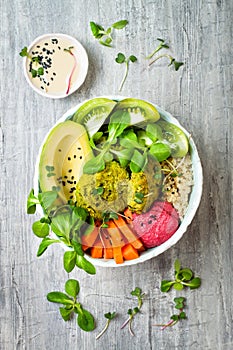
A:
58;46;61;50
68;157;71;161
45;42;48;46
74;155;76;158
51;77;54;81
71;176;74;180
74;181;76;184
46;70;49;74
64;175;68;179
53;49;55;53
68;169;72;173
77;147;81;150
41;86;44;90
47;83;50;86
62;181;66;186
58;149;62;152
32;51;35;55
42;48;46;52
80;156;82;159
53;72;56;76
70;196;73;199
36;45;40;48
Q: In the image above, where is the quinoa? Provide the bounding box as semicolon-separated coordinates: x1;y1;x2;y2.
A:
161;155;194;219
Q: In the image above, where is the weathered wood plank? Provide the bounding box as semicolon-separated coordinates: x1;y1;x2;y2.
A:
0;0;232;349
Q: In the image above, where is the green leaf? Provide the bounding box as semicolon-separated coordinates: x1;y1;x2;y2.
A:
130;150;147;173
59;307;72;321
108;110;130;141
121;129;138;142
149;142;171;162
77;307;95;331
174;297;185;304
76;255;96;275
27;189;40;214
103;152;113;162
90;21;104;39
129;55;137;63
37;237;60;257
160;280;175;292
38;191;58;212
65;279;80;298
179;268;193;281
37;67;44;76
99;39;112;47
179;311;186;319
19;46;29;57
47;292;73;305
131;287;142;297
173;282;184;291
174;259;181;273
83;154;105;174
171;314;179;321
146;123;163;142
112;20;128;29
187;277;201;289
45;165;55;172
135;192;144;199
31;69;37;78
137;130;153;147
104;311;117;320
71;240;84;256
115;52;126;64
173;61;184;71
51;212;71;240
32;220;50;238
63;251;77;273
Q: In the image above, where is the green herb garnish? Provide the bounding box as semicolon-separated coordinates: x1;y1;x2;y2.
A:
90;20;128;47
47;279;95;332
146;38;169;59
96;312;117;340
19;46;45;78
149;53;184;71
115;53;137;91
161;259;201;292
154;297;186;330
121;287;145;336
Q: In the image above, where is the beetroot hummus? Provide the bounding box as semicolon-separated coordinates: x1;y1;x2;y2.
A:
132;201;180;248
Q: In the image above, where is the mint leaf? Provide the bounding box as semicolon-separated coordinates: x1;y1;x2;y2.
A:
65;279;80;298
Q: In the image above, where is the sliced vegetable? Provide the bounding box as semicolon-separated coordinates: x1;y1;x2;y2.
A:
122;244;139;260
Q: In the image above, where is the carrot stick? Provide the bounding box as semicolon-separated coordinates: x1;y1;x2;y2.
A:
107;220;125;248
104;248;113;259
113;246;124;264
122;244;139;260
113;216;144;250
99;229;113;259
90;237;103;258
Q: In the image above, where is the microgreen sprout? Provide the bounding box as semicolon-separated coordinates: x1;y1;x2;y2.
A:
63;46;77;95
96;312;117;340
149;53;184;71
121;287;145;336
161;259;201;292
146;38;169;59
154;297;186;330
90;20;128;47
19;46;44;78
47;279;95;332
115;53;137;91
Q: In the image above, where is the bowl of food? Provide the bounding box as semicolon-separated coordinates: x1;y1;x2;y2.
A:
22;33;88;98
34;96;203;266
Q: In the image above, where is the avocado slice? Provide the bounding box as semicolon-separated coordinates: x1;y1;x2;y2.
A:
113;98;160;125
72;98;117;137
39;120;93;203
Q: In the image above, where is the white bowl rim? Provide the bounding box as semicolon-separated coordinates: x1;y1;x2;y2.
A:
34;96;203;267
23;33;89;99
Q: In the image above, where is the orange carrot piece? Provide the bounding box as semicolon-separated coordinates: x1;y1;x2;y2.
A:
90;237;103;258
122;244;139;260
104;248;113;259
124;208;133;221
113;246;124;264
81;226;99;248
107;220;125;248
113;216;144;250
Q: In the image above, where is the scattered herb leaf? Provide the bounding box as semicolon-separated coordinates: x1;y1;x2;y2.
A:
96;311;117;340
115;52;137;91
154;297;186;330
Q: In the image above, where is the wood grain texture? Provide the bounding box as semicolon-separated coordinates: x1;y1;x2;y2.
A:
0;0;232;349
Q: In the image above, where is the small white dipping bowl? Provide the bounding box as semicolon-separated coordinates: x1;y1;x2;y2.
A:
23;33;88;99
34;96;203;267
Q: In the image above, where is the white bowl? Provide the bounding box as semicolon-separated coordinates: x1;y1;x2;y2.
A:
34;96;203;267
23;33;88;99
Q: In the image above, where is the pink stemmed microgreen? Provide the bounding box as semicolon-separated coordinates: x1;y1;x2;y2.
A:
96;312;117;340
154;297;187;330
64;46;77;95
121;287;145;336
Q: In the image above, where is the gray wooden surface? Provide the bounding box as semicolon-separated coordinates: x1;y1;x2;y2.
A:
1;0;232;349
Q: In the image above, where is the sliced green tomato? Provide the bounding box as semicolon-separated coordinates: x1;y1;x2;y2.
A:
149;142;171;162
72;98;117;137
114;98;160;125
157;120;189;157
